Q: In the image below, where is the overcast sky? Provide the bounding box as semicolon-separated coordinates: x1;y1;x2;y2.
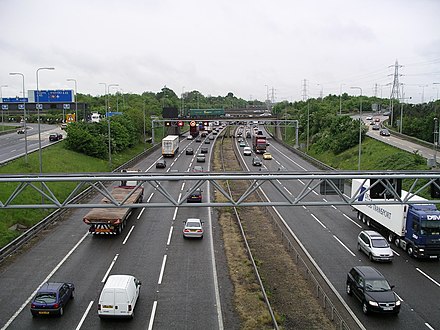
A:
1;0;439;104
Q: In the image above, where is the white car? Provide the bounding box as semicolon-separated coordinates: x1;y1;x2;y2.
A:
187;135;194;140
366;116;373;120
357;230;394;262
243;147;252;156
183;218;204;239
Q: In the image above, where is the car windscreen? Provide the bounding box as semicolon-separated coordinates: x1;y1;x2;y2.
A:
186;221;200;227
364;280;391;292
371;238;389;248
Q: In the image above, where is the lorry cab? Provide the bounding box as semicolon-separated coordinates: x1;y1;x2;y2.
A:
98;275;141;318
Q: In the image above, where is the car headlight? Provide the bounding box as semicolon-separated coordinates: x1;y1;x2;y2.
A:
368;301;379;307
396;300;401;306
419;248;424;252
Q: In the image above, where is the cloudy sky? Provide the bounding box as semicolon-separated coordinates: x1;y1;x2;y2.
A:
1;0;439;103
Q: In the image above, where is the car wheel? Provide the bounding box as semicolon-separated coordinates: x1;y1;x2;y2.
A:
346;283;352;296
59;306;64;316
70;290;74;299
362;301;369;315
407;245;414;257
388;233;394;243
369;253;374;261
357;243;361;251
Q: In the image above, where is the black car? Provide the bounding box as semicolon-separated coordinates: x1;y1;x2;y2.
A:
380;129;390;136
186;147;194;155
200;147;208;154
187;188;202;203
252;157;262;166
195;137;202;142
204;140;210;144
346;266;401;315
372;125;380;131
31;282;75;316
49;133;63;141
156;159;166;168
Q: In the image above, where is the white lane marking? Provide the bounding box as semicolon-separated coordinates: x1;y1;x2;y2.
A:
101;254;119;283
158;255;167;285
1;231;89;330
391;249;400;257
75;300;94;330
298;179;305;185
177;193;182;203
425;323;435;330
122;226;135;245
181;182;185;190
302;205;307;210
311;214;327;229
312;190;318;196
333;235;356;256
173;207;178;221
167;226;173;246
148;301;158;330
395;292;404;302
343;214;362;228
137;207;145;219
147;192;154;202
416;268;440;287
270;144;308;171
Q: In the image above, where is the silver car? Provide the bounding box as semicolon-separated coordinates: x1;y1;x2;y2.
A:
357;230;393;262
183;218;204;239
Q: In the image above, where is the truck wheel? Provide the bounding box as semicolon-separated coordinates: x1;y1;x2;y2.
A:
407;246;414;257
394;237;400;247
388;233;394;243
366;218;371;227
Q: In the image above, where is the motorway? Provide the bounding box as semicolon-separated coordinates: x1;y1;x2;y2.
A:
0;124;64;164
0;123;439;329
0;130;233;330
236;127;440;330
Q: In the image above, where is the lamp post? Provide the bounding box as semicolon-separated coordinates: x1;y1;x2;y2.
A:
106;83;119;170
306;99;310;151
36;67;55;175
339;83;344;115
351;87;363;171
434;117;438;166
434;83;440;101
9;73;28;163
0;85;8;131
66;78;78;121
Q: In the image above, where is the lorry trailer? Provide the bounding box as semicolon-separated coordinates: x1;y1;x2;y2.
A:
252;132;267;154
83;176;144;235
352;179;440;258
162;135;179;157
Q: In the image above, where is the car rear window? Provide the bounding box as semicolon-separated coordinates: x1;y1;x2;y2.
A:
35;293;57;303
186;221;200;227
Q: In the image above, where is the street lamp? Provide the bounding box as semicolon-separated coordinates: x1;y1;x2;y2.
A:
0;85;8;131
36;67;55;175
339;83;345;115
105;83;119;170
66;78;78;121
434;118;438;166
9;73;28;163
351;86;363;171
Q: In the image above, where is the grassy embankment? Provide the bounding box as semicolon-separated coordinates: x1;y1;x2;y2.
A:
0;141;149;248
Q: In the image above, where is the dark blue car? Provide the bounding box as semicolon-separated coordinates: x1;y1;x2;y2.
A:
30;282;75;316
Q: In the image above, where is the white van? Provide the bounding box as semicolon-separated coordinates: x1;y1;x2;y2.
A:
98;275;141;319
243;147;252;156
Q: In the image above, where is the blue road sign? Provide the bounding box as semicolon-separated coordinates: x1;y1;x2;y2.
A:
33;90;73;103
2;97;28;103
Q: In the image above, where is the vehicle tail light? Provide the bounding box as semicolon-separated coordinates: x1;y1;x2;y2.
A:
128;305;132;312
31;304;36;308
184;229;190;232
53;303;59;309
197;229;202;232
98;304;101;310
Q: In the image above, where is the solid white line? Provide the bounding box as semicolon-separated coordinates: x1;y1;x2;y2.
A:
122;226;135;245
425;323;435;330
1;231;89;330
333;235;356;256
343;214;362;228
75;300;94;330
148;301;158;330
167;226;173;246
158;255;167;285
101;254;119;283
173;207;178;221
137;207;145;219
416;268;440;287
311;213;327;229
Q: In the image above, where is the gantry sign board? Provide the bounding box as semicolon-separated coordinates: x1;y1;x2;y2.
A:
27;90;74;103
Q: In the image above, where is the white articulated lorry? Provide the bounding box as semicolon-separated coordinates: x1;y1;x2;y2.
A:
352;179;440;258
162;135;179;157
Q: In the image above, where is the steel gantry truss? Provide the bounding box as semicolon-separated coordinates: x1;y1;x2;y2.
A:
1;171;440;209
